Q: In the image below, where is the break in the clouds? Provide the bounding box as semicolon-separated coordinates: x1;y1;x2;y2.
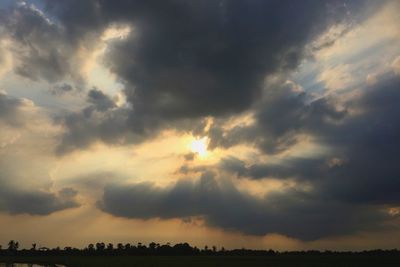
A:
0;0;400;248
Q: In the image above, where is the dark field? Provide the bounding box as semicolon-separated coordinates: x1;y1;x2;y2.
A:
2;255;400;267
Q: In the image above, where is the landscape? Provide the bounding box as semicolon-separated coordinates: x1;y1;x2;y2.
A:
0;0;400;266
1;241;400;267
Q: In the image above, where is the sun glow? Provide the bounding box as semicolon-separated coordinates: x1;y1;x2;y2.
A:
190;137;209;157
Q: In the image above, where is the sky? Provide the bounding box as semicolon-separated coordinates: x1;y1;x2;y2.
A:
0;0;400;251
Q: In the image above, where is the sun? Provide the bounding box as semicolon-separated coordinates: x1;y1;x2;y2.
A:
190;137;209;157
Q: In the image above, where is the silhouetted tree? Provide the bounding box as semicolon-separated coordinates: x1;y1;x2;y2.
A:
87;243;95;252
7;240;19;251
106;243;113;251
1;239;399;259
96;242;105;252
149;242;156;251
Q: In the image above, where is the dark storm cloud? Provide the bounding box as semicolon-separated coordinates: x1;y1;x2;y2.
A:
313;75;400;204
0;1;377;152
99;171;390;241
0;187;79;215
208;80;347;153
132;74;400;239
220;156;325;180
102;0;349;119
213;74;400;205
32;0;361;152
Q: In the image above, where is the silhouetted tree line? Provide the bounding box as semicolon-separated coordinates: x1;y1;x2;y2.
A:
0;240;400;257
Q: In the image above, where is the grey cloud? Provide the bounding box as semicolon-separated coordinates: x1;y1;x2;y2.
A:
3;3;73;83
287;75;400;205
208;81;346;153
102;0;350;119
0;92;22;124
50;83;76;96
56;106;130;155
55;89;140;154
0;187;79;215
99;171;390;241
0;1;377;154
56;88;208;154
313;75;400;204
220;156;326;180
213;74;400;206
176;163;210;175
35;0;361;153
0;92;30;127
219;156;247;177
57;105;207;154
87;88;117;111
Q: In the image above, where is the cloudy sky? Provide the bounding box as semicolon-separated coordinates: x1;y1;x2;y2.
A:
0;0;400;250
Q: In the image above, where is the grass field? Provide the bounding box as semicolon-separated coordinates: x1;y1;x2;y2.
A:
1;255;400;267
